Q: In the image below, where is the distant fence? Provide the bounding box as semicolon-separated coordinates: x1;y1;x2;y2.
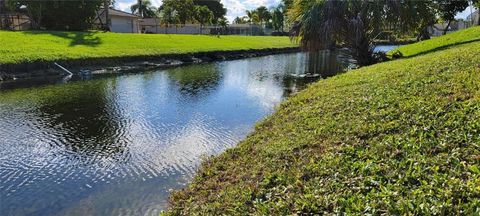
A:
142;24;209;35
140;21;273;36
0;14;30;30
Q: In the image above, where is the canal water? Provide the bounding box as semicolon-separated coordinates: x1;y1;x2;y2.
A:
0;51;352;215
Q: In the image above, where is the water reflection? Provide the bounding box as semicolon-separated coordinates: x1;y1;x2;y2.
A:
167;64;221;98
305;50;353;78
36;80;131;163
0;52;349;215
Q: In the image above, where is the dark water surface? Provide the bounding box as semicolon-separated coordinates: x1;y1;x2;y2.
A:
0;52;350;215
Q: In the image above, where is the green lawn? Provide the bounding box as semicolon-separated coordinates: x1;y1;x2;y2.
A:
0;31;296;64
167;28;480;214
393;26;480;57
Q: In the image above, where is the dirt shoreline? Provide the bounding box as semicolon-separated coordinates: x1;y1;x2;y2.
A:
0;47;300;81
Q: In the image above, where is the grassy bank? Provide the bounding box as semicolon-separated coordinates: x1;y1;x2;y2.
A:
394;26;480;57
167;28;480;214
0;31;296;65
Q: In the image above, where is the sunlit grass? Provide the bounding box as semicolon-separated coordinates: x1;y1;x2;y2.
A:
0;31;296;64
393;26;480;57
167;29;480;214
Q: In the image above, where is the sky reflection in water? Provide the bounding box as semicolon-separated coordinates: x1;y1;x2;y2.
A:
0;52;348;215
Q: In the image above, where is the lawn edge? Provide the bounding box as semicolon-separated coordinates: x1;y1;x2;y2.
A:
0;47;299;81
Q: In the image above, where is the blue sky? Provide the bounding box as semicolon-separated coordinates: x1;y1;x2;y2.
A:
115;0;476;22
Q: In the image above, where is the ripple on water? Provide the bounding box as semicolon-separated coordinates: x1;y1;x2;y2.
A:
0;52;339;215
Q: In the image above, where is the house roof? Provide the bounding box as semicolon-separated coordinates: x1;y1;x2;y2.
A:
108;8;139;18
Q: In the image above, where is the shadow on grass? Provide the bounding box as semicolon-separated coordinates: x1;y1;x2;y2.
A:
402;38;480;58
23;31;102;47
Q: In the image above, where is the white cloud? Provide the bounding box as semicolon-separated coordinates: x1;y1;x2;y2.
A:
455;6;476;20
116;2;133;12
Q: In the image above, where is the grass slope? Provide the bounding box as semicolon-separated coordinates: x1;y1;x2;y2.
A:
167;29;480;214
394;26;480;57
0;31;295;64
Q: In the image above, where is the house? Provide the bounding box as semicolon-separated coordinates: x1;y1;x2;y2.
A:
429;20;469;36
466;10;479;26
1;6;140;33
429;10;480;36
95;8;140;33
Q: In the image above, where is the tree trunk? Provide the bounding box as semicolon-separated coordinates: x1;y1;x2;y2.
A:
417;26;430;41
443;20;451;35
104;0;109;31
354;37;374;66
349;9;374;67
139;0;143;18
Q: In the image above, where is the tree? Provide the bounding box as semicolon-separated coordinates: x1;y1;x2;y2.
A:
162;0;194;26
246;10;259;24
289;0;433;66
437;0;469;34
217;17;228;35
271;6;284;31
5;0;103;30
233;16;241;24
47;1;103;30
233;16;248;24
130;0;157;18
193;0;226;24
282;0;294;10
475;0;480;25
255;6;271;27
158;5;178;33
16;1;45;29
1;0;12;29
394;1;436;41
194;5;213;33
218;17;228;28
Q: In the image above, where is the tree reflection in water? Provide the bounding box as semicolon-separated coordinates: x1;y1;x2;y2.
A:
35;79;132;164
305;50;353;77
167;64;221;100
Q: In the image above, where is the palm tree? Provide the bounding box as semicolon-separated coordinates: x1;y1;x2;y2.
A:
246;10;259;24
233;16;242;24
271;6;284;31
218;17;228;33
255;6;271;27
289;0;435;66
131;0;156;18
